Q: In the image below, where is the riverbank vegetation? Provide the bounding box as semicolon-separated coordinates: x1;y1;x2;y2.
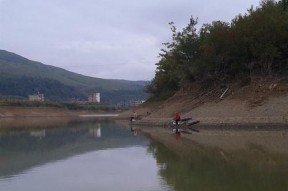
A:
146;0;288;100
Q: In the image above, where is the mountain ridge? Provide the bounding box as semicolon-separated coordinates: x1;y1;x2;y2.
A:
0;49;148;102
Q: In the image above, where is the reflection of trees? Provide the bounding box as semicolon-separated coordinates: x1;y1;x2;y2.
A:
147;139;288;191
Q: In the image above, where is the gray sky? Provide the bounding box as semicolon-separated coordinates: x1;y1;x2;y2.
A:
0;0;261;81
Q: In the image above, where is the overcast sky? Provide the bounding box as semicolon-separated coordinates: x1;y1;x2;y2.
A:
0;0;261;81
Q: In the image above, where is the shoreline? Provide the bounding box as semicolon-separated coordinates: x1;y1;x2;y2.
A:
0;106;121;118
127;117;288;129
1;105;287;128
1;106;287;157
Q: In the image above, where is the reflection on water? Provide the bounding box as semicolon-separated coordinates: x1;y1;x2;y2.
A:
89;124;101;138
147;131;288;191
1;118;288;191
0;118;174;191
0;119;146;177
1;147;171;191
30;129;46;139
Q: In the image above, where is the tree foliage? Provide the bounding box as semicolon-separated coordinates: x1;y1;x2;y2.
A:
146;0;288;98
0;76;84;101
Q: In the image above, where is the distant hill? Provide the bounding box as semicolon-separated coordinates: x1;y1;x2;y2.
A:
0;50;148;103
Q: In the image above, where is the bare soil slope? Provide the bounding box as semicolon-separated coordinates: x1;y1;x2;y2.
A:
125;77;288;125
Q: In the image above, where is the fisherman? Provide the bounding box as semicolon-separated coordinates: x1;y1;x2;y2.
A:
130;110;138;122
133;111;138;119
174;112;181;125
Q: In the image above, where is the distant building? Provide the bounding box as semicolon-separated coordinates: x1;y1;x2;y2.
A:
88;93;100;103
133;100;145;106
28;93;44;102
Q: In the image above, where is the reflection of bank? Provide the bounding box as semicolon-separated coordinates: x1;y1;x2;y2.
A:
30;130;46;139
0;122;149;180
148;131;288;191
89;123;101;138
130;126;138;136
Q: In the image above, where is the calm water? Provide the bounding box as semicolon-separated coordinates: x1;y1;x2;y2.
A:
0;118;288;191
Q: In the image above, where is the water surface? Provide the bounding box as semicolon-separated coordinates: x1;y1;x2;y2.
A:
0;118;171;191
0;118;288;191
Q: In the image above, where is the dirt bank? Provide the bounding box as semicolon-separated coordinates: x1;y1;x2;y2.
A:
0;106;114;118
0;106;76;117
121;78;288;126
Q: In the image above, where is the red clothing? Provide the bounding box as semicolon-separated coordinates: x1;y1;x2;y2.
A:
174;113;181;121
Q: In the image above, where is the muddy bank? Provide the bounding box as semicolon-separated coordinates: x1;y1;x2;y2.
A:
0;106;79;117
120;78;288;126
120;93;288;126
0;106;119;118
0;106;118;128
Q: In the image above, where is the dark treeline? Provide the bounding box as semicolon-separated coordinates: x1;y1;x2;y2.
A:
0;76;85;101
146;0;288;99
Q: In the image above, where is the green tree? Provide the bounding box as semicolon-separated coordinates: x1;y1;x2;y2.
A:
146;0;288;99
231;0;288;75
146;17;200;98
198;21;232;82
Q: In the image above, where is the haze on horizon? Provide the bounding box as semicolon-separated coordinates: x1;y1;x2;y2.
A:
0;0;260;81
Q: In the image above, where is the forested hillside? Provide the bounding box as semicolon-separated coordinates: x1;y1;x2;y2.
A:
146;0;288;99
0;50;147;103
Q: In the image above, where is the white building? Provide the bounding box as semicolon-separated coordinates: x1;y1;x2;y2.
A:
88;93;100;103
28;93;44;102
